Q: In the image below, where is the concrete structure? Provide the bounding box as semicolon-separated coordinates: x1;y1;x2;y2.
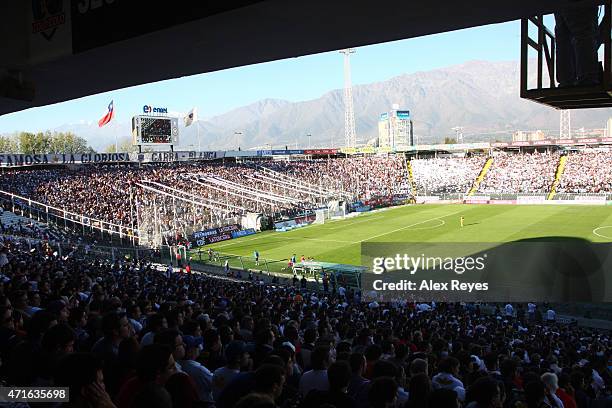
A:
378;108;414;148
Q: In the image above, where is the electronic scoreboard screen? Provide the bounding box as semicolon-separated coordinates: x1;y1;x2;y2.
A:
132;116;179;145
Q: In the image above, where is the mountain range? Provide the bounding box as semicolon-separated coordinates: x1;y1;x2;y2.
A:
45;60;612;151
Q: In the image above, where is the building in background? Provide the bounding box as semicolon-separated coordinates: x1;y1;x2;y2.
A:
607;117;612;138
512;130;546;142
378;105;414;148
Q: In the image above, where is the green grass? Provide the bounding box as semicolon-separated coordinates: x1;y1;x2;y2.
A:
189;204;612;271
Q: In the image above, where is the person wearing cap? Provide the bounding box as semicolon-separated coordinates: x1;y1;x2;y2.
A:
212;340;250;400
179;333;214;404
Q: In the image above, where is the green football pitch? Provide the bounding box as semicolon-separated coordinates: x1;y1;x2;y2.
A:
190;204;612;272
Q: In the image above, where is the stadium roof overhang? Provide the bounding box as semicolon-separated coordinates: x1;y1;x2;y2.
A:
0;0;593;116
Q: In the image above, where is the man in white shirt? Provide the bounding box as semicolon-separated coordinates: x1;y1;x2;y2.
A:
546;308;556;322
179;335;214;404
432;357;466;402
528;303;537;320
212;340;250;401
504;303;514;317
299;346;331;397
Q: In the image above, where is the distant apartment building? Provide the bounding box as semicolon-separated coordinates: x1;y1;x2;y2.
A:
378;107;414;148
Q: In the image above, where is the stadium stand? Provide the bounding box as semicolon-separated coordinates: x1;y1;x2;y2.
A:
0;153;610;408
557;151;612;194
477;152;560;194
0;234;609;408
411;156;486;194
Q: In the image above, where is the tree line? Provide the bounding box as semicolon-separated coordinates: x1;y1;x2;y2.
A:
0;131;94;154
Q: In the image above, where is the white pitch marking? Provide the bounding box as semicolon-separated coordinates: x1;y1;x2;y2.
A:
407;219;445;230
593;225;612;240
359;209;463;243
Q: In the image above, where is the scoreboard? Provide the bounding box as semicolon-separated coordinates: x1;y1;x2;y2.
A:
132;115;179;146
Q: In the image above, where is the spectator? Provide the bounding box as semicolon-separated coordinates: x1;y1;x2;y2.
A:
541;372;566;408
406;373;432;408
368;377;398;408
428;388;460;408
432;357;466;402
348;352;370;398
299;346;331;396
464;376;504;408
301;360;355;408
212;340;250;400
116;344;177;408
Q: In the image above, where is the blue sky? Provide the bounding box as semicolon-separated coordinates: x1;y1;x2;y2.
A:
0;20;521;134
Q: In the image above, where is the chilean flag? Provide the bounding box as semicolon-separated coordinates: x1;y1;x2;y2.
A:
98;100;114;127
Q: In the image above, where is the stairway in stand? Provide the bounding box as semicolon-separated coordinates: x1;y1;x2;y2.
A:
467;157;494;196
406;159;417;197
547;155;568;200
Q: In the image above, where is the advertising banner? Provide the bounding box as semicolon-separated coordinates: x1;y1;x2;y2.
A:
191;224;239;246
415;196;440;204
205;233;232;244
574;195;606;202
304;149;338;155
464;195;490;201
217;224;240;234
294;215;316;224
231;228;256;239
517;196;547;204
488;200;517;205
274;219;297;229
192;228;219;240
271;149;304;155
132;151;225;163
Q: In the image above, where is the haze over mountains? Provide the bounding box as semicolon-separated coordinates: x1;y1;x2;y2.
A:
49;60;612;151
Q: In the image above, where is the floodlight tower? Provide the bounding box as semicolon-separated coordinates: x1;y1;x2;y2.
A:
452;126;464;143
560;110;571;139
340;48;357;148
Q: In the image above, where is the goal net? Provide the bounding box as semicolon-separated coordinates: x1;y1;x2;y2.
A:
314;209;330;224
327;200;347;218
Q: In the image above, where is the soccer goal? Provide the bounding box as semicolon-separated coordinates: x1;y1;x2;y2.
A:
314;209;330;224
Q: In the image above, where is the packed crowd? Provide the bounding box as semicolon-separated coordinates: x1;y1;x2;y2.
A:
410;157;486;195
266;156;411;200
478;152;560;195
557;151;612;194
0;235;609;408
0;157;410;244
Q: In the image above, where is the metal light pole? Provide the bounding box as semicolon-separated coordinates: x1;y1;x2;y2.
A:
340;48;357;148
234;131;242;150
307;134;312;149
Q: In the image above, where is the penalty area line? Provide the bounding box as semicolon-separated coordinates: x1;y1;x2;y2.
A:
359;209;463;243
593;225;612;240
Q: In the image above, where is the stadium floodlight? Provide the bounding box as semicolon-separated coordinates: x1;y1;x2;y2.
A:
340;49;357;149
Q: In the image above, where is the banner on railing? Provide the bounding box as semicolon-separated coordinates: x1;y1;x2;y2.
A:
0;153;130;167
131;151;225;163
